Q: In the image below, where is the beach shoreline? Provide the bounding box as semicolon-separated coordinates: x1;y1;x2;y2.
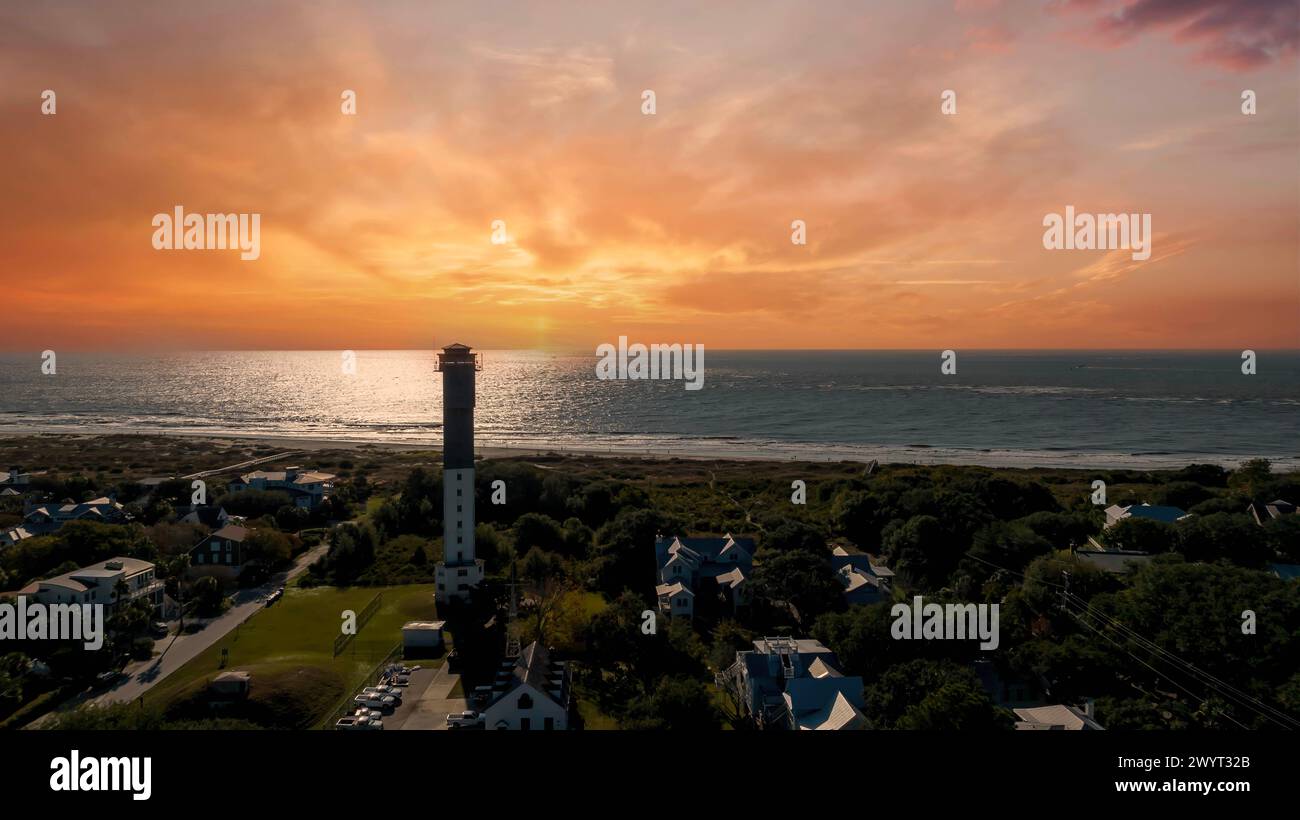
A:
0;426;1294;472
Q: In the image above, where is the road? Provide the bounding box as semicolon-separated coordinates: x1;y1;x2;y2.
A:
92;541;329;706
25;543;328;726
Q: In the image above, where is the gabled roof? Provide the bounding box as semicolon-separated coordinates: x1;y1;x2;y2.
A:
792;690;867;730
209;524;250;543
656;582;694;598
1014;704;1103;730
489;641;566;708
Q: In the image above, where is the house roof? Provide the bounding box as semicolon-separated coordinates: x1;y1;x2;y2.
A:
489;641;566;708
656;582;693;598
1014;704;1103;730
210;524;250;542
655;533;755;573
1109;503;1189;524
807;657;842;678
1270;564;1300;582
792;690;867;730
31;556;155;594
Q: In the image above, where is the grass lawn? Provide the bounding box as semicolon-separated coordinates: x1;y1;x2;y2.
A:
145;584;437;728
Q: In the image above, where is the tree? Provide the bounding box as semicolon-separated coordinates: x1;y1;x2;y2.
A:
514;513;564;555
243;529;293;569
749;549;844;628
864;659;1011;730
760;520;825;555
191;575;225;616
1174;513;1270;567
882;514;961;590
622;676;722;730
1099;517;1178;554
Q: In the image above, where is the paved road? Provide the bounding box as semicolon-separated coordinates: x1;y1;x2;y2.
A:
93;542;330;706
399;665;467;730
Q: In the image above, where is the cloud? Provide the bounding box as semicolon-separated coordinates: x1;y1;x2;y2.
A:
1066;0;1299;70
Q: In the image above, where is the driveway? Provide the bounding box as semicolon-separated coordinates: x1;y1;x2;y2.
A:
398;664;468;730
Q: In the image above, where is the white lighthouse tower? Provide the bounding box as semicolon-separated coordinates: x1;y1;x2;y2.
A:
434;343;485;603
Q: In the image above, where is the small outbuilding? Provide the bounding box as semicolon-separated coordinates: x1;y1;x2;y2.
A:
402;620;446;653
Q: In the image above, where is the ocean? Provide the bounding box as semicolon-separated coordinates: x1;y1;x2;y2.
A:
0;350;1296;470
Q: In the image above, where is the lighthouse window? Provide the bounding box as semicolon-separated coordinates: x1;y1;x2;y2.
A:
456;489;462;497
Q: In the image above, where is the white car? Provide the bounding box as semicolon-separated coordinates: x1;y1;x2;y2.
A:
354;694;396;710
363;686;402;702
446;710;482;728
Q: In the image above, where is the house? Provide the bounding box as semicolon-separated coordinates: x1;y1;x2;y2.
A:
227;467;335;509
830;545;893;605
1248;499;1296;526
187;524;251;581
0;526;34;549
1014;702;1104;730
724;636;867;730
1103;503;1189;529
22;496;127;535
17;556;163;615
655;582;695;618
1269;564;1300;582
480;641;570;730
1073;547;1154;574
654;533;754;618
0;467;34;487
177;505;232;530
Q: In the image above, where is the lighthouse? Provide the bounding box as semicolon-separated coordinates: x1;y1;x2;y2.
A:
434;343;485;603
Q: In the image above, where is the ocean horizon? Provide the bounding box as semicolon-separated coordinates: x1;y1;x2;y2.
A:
2;349;1297;470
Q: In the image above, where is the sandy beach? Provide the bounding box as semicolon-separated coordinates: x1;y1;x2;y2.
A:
2;425;1292;472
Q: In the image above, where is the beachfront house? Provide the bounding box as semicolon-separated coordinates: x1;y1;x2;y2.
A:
22;496;127;535
227;467;335;509
480;641;571;730
723;636;867;730
830;545;893;605
654;533;754;619
187;524;252;582
1103;503;1189;529
1248;499;1296;526
17;556;164;615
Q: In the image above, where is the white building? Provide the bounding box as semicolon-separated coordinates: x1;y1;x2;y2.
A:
18;556;164;615
481;642;570;730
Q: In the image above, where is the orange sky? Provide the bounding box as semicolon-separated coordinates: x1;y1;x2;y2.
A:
1;0;1297;351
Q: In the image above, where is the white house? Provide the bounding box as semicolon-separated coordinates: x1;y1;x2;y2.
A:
228;468;335;509
653;534;754;618
655;582;695;618
18;556;164;615
481;642;570;730
724;636;867;730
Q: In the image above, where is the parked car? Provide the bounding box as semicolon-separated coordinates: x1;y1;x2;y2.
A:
354;694;397;710
150;621;169;637
446;710;482;728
